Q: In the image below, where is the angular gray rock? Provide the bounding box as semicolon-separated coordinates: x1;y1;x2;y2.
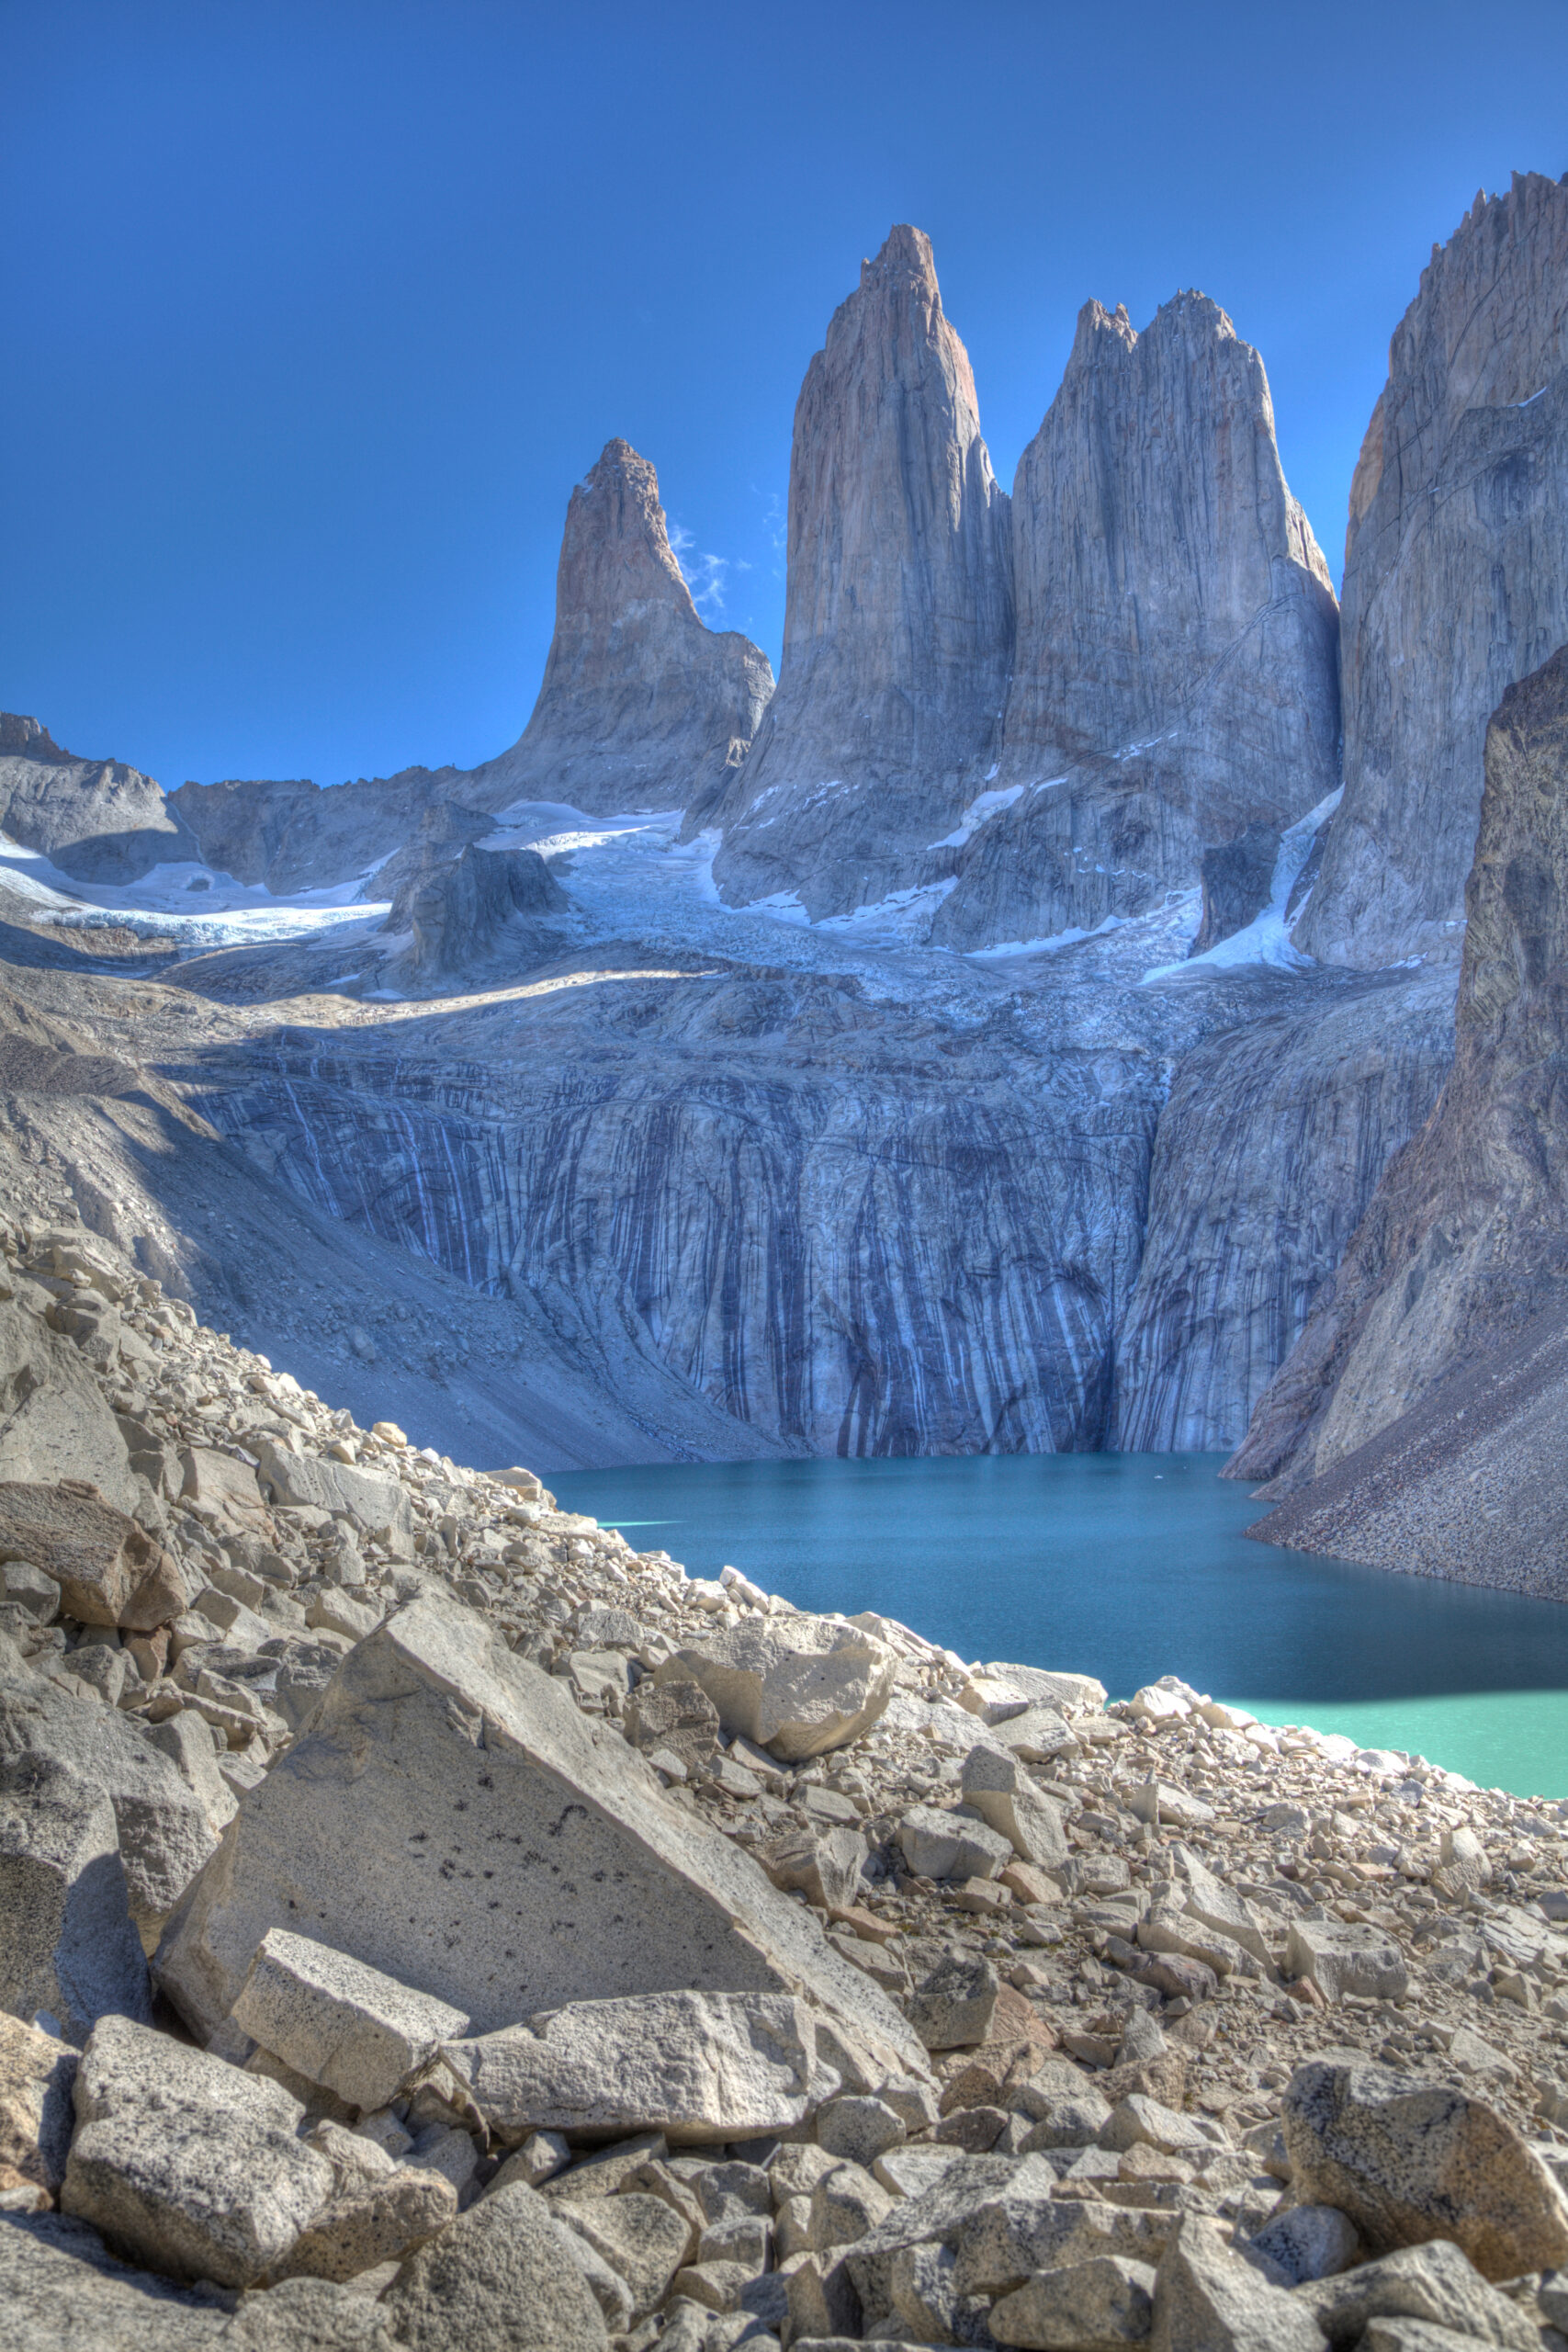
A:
0;2209;230;2351
1150;2213;1325;2350
552;2189;693;2321
0;714;200;883
1280;2060;1568;2280
478;438;773;819
0;2009;79;2192
0;1301;140;1511
1246;2203;1359;2289
272;2163;457;2284
220;2277;400;2348
0;1755;152;2042
991;2253;1158;2347
656;1614;895;1758
705;225;1014;919
253;1440;412;1549
230;1928;470;2113
378;2178;610;2350
1283;1917;1409;2004
383;842;570;978
0;1480;185;1631
1301;171;1568;968
933;289;1338;955
896;1803;1012;1883
958;1743;1071;1869
62;2015;334;2287
904;1951;999;2050
438;1989;815;2140
1298;2238;1539;2351
155;1594;923;2077
1114;966;1455;1451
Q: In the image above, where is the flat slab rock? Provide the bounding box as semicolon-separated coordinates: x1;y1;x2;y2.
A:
231;1928;470;2114
439;1990;816;2141
155;1593;923;2082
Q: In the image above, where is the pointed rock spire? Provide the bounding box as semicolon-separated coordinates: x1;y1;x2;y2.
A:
931;288;1340;952
1299;170;1568;968
705;225;1014;917
486;438;773;816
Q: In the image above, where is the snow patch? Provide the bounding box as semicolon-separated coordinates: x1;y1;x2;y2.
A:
967;914;1127;961
928;783;1025;850
1140;787;1341;982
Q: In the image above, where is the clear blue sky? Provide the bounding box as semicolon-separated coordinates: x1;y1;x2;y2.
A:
5;0;1566;792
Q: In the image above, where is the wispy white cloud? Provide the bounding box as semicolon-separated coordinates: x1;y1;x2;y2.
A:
669;520;728;616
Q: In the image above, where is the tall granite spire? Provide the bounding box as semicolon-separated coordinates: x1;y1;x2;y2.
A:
482;438;773;817
1299;171;1568;968
931;289;1341;952
703;226;1014;917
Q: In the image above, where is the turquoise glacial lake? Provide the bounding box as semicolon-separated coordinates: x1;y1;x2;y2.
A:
549;1453;1568;1801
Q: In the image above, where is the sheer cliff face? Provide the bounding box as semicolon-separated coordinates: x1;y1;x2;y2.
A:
932;292;1340;953
0;714;198;882
480;438;774;818
1111;967;1455;1451
1235;646;1568;1510
705;227;1014;918
1300;172;1568;970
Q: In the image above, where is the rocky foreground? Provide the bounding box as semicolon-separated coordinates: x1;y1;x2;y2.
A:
5;1217;1568;2348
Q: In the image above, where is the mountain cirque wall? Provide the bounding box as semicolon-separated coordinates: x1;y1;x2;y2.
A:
703;224;1016;919
476;436;774;817
931;290;1341;954
1236;646;1568;1592
1300;170;1568;970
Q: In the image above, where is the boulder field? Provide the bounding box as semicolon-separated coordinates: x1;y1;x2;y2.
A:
5;1213;1568;2347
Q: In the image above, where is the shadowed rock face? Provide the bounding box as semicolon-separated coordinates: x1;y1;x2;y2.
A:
1112;967;1455;1451
705;226;1014;918
1235;647;1568;1589
0;716;199;884
1300;170;1568;969
477;439;773;818
386;842;570;977
931;292;1340;954
170;766;479;897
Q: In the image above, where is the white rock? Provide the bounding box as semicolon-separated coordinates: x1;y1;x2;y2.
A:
439;1990;815;2141
231;1928;472;2112
62;2014;333;2287
897;1803;1013;1883
657;1614;895;1759
1284;1919;1410;2005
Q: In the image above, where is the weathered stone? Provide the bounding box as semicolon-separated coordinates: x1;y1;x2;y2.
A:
982;1663;1107;1714
953;2183;1170;2300
0;1482;183;1631
439;1990;814;2141
253;1443;412;1550
705;225;1013;922
179;1450;268;1538
0;1302;141;1513
958;1745;1071;1869
0;2011;77;2192
1246;2202;1359;2287
386;842;569;978
62;2015;333;2287
817;2093;906;2167
479;437;773;819
657;1616;894;1760
992;2253;1158;2347
906;1950;999;2050
490;2128;570;2190
755;1826;867;1914
554;2189;693;2321
1099;2093;1213;2158
0;1754;151;2041
231;1928;470;2113
1284;1919;1410;2004
155;1596;923;2080
220;2276;400;2348
379;2179;609;2349
1169;1846;1272;1968
1297;2237;1540;2350
621;1675;720;1774
274;2164;456;2284
1150;2212;1327;2351
0;2207;230;2350
897;1803;1012;1883
1281;2060;1568;2279
933;289;1338;957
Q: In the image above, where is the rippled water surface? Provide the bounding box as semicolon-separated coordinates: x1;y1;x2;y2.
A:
550;1453;1568;1799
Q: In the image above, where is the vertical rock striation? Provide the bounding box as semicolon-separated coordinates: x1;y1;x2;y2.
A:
1112;967;1455;1452
1236;648;1568;1588
479;438;773;817
931;291;1340;953
705;226;1014;917
1300;171;1568;969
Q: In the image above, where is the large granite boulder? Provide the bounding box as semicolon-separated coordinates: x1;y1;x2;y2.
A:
154;1593;923;2078
655;1613;896;1758
0;1480;184;1631
478;438;773;819
1301;170;1568;968
0;1302;140;1512
386;842;570;977
932;288;1339;955
705;224;1014;919
0;1755;152;2042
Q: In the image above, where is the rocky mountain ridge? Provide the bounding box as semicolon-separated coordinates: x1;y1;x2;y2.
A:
7;1197;1568;2348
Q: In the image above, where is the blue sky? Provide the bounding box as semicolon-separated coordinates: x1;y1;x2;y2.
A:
5;0;1567;791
